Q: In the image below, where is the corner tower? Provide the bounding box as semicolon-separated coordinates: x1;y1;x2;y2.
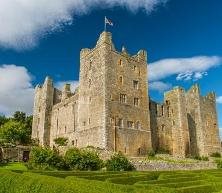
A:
32;77;54;146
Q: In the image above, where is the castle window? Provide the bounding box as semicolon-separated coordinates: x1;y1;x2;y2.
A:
134;98;139;106
65;126;67;133
83;121;86;126
88;118;91;124
72;140;75;146
172;120;175;126
133;66;137;71
166;100;170;105
118;118;123;128
135;121;141;129
167;106;170;117
133;80;139;89
38;107;41;112
161;106;164;116
127;121;134;129
89;59;92;70
76;139;78;146
119;76;123;85
89;97;92;103
88;79;91;88
120;94;127;103
118;59;123;66
161;125;165;131
110;118;113;124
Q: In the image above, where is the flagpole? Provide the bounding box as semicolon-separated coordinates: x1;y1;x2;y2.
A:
104;16;106;31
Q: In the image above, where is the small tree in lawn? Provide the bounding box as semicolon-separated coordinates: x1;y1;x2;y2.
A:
54;137;68;147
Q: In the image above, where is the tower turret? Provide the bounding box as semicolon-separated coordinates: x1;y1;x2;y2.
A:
32;76;54;146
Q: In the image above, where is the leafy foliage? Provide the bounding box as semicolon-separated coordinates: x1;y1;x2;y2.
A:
28;146;67;170
0;115;8;127
64;148;103;171
0;111;32;145
147;149;156;157
193;155;209;161
106;152;135;171
211;152;221;158
53;137;68;147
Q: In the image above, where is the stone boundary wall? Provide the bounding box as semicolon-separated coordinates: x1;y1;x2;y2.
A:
132;160;217;171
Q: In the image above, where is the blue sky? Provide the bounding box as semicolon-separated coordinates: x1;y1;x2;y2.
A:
0;0;222;136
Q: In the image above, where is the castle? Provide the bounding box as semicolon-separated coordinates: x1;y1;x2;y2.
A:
32;31;221;158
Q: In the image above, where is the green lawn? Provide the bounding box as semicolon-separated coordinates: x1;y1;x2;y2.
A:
1;163;222;193
0;162;27;171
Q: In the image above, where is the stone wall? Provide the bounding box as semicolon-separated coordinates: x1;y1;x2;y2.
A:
133;160;217;171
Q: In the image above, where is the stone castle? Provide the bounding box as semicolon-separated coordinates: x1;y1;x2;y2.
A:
32;31;221;158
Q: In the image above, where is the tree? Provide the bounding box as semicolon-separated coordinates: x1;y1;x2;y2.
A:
0;115;8;127
53;137;68;147
13;111;26;122
0;120;31;145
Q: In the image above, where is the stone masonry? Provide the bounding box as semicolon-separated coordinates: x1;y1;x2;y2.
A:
32;31;221;157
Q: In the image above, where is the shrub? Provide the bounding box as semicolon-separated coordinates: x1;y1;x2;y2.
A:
106;152;135;171
215;159;222;169
193;155;209;161
156;148;170;154
64;148;103;171
53;137;68;147
211;152;221;158
147;149;155;157
27;146;67;170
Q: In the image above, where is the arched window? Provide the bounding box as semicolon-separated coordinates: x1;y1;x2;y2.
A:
118;59;123;66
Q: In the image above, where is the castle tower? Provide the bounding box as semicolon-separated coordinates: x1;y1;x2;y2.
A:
77;31;152;155
164;87;190;157
186;84;205;156
32;76;54;146
200;92;221;155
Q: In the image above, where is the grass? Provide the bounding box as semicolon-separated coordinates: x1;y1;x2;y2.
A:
0;162;27;171
2;163;222;192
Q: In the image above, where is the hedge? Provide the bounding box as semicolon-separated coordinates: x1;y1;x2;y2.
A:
0;170;178;193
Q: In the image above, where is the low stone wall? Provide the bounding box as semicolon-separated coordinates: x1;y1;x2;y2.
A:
132;160;217;171
0;146;31;162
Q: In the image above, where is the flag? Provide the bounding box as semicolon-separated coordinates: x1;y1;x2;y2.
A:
105;17;113;26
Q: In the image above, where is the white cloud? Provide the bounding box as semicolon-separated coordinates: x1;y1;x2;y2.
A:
0;0;167;50
55;80;79;93
149;56;222;81
216;96;222;104
149;81;172;92
0;65;34;116
0;64;79;116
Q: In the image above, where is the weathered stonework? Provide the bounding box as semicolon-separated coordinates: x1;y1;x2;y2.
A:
32;31;221;157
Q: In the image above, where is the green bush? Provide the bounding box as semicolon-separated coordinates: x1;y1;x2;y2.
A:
193;155;209;161
215;159;222;169
106;152;135;171
211;152;221;158
27;146;67;170
53;137;68;147
64;148;103;171
147;149;156;157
